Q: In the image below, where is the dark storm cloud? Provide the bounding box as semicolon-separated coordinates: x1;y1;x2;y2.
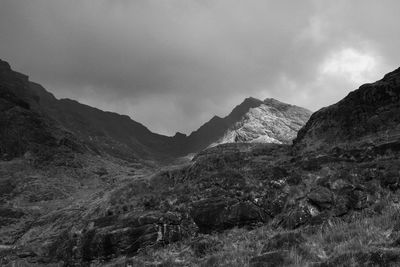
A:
1;0;399;134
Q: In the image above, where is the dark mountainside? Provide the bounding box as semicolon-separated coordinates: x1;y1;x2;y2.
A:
1;58;400;266
294;67;400;154
0;60;84;163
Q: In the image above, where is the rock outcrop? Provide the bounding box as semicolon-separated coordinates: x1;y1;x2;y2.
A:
60;211;192;264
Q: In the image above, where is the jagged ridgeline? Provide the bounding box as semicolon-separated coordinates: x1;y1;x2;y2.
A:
1;58;400;266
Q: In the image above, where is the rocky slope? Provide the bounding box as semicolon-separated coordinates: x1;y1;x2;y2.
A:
211;98;311;147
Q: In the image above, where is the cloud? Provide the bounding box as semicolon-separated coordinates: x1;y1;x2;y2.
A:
321;48;380;85
0;0;399;134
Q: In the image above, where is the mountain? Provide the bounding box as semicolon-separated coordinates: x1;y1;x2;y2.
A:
294;66;400;156
178;97;264;154
0;59;311;163
177;96;311;154
210;98;311;147
27;81;180;162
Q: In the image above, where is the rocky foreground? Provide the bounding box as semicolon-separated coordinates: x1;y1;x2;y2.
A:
1;64;400;266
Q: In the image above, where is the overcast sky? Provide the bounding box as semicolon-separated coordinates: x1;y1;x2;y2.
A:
1;0;399;135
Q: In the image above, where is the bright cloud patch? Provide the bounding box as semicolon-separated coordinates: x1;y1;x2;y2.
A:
321;48;378;84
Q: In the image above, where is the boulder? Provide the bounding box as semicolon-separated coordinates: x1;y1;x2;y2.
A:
307;187;334;210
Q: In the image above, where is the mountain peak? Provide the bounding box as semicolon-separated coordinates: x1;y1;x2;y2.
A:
210;97;312;147
241;96;263;106
228;97;263;120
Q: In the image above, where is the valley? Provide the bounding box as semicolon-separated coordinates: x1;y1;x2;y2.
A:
1;59;400;266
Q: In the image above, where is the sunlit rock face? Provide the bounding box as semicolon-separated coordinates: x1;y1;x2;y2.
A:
211;98;312;147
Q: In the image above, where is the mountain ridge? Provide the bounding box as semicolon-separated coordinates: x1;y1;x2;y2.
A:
0;59;311;162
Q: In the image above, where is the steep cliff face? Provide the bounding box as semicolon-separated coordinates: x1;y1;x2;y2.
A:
294;67;400;154
211;98;312;147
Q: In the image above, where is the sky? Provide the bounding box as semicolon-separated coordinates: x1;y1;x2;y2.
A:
1;0;399;135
